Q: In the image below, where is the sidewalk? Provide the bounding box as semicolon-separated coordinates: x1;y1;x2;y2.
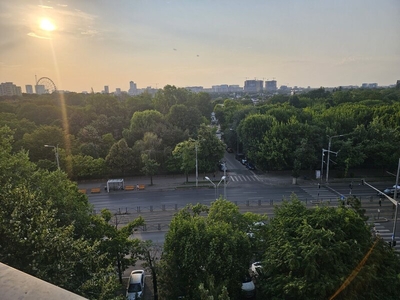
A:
77;174;216;193
76;170;393;194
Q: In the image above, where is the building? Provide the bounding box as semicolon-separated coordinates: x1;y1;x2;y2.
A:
25;85;33;94
244;80;263;93
265;80;277;92
115;88;121;96
35;84;46;95
0;82;22;96
104;85;109;94
361;83;378;89
128;81;137;95
0;263;87;300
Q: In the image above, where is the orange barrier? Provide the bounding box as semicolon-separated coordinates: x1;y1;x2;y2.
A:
78;189;87;194
138;184;145;190
90;188;101;193
125;185;135;191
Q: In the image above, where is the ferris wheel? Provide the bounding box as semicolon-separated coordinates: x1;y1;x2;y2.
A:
36;77;57;94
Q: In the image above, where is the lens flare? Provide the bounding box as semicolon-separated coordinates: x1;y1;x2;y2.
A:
40;19;56;31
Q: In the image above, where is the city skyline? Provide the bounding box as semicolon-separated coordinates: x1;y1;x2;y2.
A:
1;0;399;93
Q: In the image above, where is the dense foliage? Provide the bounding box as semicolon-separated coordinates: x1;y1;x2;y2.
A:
1;86;399;179
0;126;144;299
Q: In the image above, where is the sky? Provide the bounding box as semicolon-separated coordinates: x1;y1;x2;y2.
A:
1;0;399;93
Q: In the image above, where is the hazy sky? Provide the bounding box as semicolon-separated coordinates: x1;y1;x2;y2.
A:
1;0;399;92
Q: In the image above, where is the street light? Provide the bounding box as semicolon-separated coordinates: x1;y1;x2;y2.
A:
326;133;350;183
205;176;226;200
44;144;60;169
195;142;198;188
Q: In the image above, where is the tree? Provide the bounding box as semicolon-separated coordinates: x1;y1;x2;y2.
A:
0;126;126;298
258;195;400;300
105;139;135;176
172;139;196;183
123;110;164;146
166;104;203;135
17;125;65;162
159;201;254;299
141;153;160;186
138;240;163;300
197;124;225;173
92;209;144;285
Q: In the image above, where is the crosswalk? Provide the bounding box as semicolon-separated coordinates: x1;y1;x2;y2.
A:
229;175;261;182
372;223;400;251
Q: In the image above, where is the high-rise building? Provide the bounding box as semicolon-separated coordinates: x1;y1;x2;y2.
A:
244;80;263;93
25;85;33;94
128;81;137;95
104;86;109;94
265;80;277;92
0;82;22;96
35;84;46;95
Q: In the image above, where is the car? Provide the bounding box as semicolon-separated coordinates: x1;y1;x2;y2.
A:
241;274;255;298
241;158;247;165
251;261;263;277
226;147;233;153
126;270;145;300
377;186;400;197
246;162;255;170
219;162;228;172
235;153;245;161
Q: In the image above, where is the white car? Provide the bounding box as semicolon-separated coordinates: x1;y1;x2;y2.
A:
251;261;263;277
126;270;145;299
241;274;255;298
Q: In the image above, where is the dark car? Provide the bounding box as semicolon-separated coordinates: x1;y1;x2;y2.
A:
246;162;255;170
235;153;245;161
226;147;233;153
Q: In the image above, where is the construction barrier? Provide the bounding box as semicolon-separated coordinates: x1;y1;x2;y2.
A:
78;189;87;194
138;184;145;190
91;188;101;193
125;185;135;191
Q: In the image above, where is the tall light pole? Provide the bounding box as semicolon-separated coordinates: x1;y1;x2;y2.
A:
205;176;225;200
44;144;60;170
326;134;350;183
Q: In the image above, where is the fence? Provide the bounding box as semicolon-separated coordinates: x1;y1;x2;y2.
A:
94;194;393;232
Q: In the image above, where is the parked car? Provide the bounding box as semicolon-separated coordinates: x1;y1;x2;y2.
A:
126;270;145;300
241;274;255;298
226;147;233;153
235;153;245;161
246;162;255;170
251;261;263;277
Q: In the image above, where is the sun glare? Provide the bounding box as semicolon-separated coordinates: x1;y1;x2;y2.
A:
40;19;56;31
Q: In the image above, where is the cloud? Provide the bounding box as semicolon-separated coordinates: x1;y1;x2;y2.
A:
27;32;51;39
38;5;53;9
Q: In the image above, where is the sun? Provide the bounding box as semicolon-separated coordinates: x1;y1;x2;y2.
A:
40;19;56;31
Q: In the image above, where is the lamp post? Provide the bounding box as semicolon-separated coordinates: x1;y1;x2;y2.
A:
326;134;350;183
44;144;60;169
205;176;226;200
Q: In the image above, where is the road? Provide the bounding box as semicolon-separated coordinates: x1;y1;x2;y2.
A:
87;155;400;251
